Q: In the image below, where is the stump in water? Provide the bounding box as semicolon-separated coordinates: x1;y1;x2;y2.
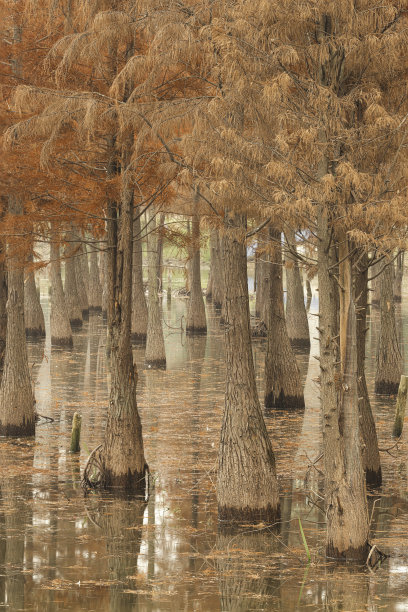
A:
393;375;407;438
70;412;81;453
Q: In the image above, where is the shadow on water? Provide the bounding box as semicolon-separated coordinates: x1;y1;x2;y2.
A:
1;285;408;609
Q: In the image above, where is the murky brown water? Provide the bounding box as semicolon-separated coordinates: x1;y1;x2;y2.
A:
1;280;408;611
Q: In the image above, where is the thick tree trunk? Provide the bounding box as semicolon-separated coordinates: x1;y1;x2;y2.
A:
264;229;304;410
88;241;103;312
24;251;45;338
375;260;402;394
285;232;310;349
131;210;148;343
186;214;207;334
0;255;6;377
0;197;35;436
49;236;73;347
354;252;382;487
145;208;166;368
102;168;147;493
394;251;404;303
217;211;280;525
64;232;83;328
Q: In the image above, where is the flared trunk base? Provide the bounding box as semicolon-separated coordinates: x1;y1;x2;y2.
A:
264;391;305;410
186;325;207;335
103;468;147;496
69;318;83;329
375;380;399;395
51;336;74;348
218;503;280;527
0;419;35;437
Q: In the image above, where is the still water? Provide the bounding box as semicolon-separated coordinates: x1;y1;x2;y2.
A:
1;282;408;611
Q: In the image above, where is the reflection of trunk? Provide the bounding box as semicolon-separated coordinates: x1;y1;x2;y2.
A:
186;214;207;334
212;230;224;309
24;251;45;338
88;242;102;312
285;232;310;349
0;197;35;436
131;211;148;343
102;169;147;492
145;209;166;368
49;237;73;347
64;233;83;328
264;229;304;410
354;252;381;486
375;261;402;394
394;251;404;303
0;254;6;376
217;212;280;524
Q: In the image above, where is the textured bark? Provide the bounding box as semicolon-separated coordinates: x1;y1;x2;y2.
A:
80;243;90;302
101;247;108;318
206;234;214;300
145;208;166;369
255;251;266;320
75;248;89;319
0;256;6;377
212;229;224;309
217;212;280;524
24;251;45;338
131;211;148;343
394;251;404;303
285;232;310;349
102;159;147;493
354;252;382;487
186;214;207;334
0;197;35;436
375;261;402;395
49;237;73;347
64;233;83;328
264;229;304;410
156;212;165;292
88;241;103;312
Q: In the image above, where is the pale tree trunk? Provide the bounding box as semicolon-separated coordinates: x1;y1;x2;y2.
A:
375;260;402;394
102;162;147;493
49;235;73;347
264;228;304;410
394;251;404;303
0;197;35;436
74;235;89;320
206;231;215;300
156;212;165;292
64;231;83;328
24;250;45;338
145;208;166;369
217;211;280;524
0;254;6;377
255;250;266;320
101;247;108;318
285;231;310;349
212;229;224;309
370;260;382;306
88;241;103;312
80;243;90;302
354;251;382;487
186;214;207;334
131;210;148;343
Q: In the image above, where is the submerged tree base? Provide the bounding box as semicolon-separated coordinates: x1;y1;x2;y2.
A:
81;309;89;320
51;336;73;348
69;318;83;329
186;326;207;335
218;504;280;527
289;337;311;350
89;306;102;314
145;359;166;370
264;391;305;410
375;381;399;395
131;332;147;344
365;466;382;488
25;327;46;338
327;541;387;567
0;419;35;437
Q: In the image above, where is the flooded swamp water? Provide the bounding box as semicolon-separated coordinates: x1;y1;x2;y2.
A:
2;281;408;611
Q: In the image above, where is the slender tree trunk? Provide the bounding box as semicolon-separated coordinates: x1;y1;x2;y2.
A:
264;228;304;410
0;197;35;436
24;250;45;338
0;254;6;377
80;243;90;302
64;231;83;328
394;251;404;303
131;210;148;343
212;229;224;309
156;213;165;293
217;211;280;524
206;232;214;300
101;246;108;319
370;260;382;306
186;214;207;334
375;260;402;394
354;251;382;487
255;250;266;320
285;232;310;349
49;235;73;347
145;208;166;368
75;246;89;320
102;160;147;493
88;241;103;312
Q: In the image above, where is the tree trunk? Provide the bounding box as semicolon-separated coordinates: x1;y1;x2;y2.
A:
394;251;404;303
264;228;304;410
354;252;382;487
75;246;89;320
101;245;108;319
255;250;266;320
217;211;280;525
0;254;6;378
370;260;382;306
80;243;90;302
212;229;224;309
49;235;73;347
375;260;402;394
131;210;148;343
0;197;35;436
206;232;214;301
156;212;165;292
285;232;310;349
186;214;207;334
102;165;147;493
145;208;166;368
24;250;45;338
64;232;83;328
88;241;103;312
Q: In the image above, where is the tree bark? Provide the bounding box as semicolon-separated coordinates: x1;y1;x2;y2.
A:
24;250;45;338
217;211;280;524
264;228;304;410
101;245;108;319
145;208;166;368
88;240;103;312
394;251;404;303
64;231;83;328
131;210;148;343
49;235;73;347
285;232;310;349
0;254;6;378
211;229;224;309
75;246;89;320
102;161;147;493
375;260;402;394
0;197;35;436
80;242;90;302
186;214;207;334
354;251;382;487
